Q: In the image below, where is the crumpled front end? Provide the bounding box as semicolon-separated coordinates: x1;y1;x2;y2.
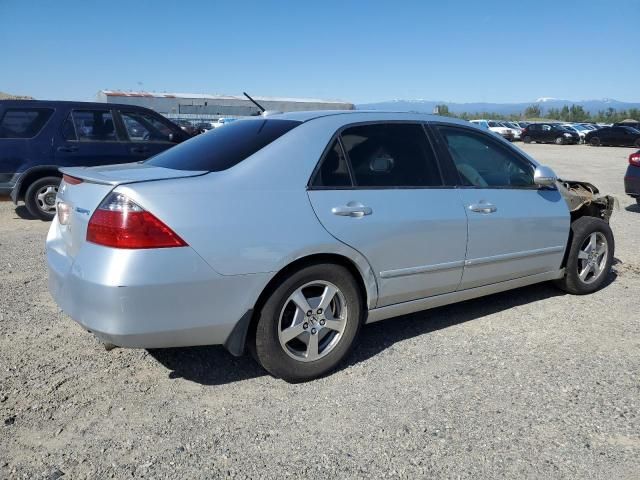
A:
557;179;615;222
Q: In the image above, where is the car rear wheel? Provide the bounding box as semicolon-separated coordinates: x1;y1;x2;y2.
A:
555;136;565;145
555;216;614;295
24;176;61;221
254;263;363;382
523;135;532;143
590;137;601;146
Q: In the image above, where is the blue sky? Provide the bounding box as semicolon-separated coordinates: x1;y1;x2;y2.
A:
2;0;638;104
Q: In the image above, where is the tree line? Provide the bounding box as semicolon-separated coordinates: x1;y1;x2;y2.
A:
433;104;640;123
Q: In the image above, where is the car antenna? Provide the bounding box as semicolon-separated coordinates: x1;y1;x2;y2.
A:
243;92;265;113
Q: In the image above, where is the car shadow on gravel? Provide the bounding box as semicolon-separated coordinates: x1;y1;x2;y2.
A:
624;203;640;213
149;272;617;386
14;205;38;220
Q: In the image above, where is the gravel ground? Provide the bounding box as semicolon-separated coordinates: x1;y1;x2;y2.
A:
1;143;639;479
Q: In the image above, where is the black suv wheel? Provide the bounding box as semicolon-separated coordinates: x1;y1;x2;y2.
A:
24;176;61;221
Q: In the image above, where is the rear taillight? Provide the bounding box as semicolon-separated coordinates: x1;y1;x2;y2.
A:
87;193;187;249
62;174;83;185
629;152;640;167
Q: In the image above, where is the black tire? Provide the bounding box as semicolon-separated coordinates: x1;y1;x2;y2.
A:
636;197;640;206
24;176;61;221
590;137;601;146
254;263;363;382
555;136;565;145
634;139;640;148
523;136;532;144
555;216;614;295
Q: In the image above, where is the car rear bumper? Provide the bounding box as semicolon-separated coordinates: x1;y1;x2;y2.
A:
46;219;269;349
624;164;640;197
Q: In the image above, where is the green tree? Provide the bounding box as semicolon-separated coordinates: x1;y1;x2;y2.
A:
524;104;541;118
434;104;452;116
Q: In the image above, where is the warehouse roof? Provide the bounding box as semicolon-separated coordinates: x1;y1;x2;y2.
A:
99;90;352;105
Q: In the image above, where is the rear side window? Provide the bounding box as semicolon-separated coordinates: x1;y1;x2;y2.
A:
311;139;352;187
147;119;301;171
72;110;118;142
0;108;53;138
340;123;442;187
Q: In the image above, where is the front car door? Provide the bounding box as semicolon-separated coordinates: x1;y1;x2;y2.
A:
53;109;128;167
432;124;569;290
308;122;468;307
117;110;185;160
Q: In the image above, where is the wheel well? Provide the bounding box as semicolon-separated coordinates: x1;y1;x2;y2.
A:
245;254;369;349
17;168;61;201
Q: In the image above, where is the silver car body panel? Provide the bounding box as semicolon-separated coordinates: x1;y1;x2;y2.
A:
47;110;574;351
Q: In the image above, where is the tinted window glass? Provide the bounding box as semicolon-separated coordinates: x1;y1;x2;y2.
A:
61;114;76;141
121;111;173;142
0;108;53;138
147;119;300;171
438;127;534;188
72;110;117;142
340;123;442;187
311;139;352;187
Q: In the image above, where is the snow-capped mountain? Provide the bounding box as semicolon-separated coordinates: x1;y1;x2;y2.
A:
357;98;640;115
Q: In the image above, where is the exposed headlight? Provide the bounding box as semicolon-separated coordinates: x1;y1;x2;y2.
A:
564;133;572;137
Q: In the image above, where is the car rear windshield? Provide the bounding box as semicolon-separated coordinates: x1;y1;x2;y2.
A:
0;108;54;139
146;118;301;171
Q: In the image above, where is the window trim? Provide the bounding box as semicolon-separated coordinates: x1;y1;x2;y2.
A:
0;107;55;140
66;108;122;143
431;122;546;191
307;120;448;190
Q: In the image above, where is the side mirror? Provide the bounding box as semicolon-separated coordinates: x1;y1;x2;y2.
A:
534;165;558;187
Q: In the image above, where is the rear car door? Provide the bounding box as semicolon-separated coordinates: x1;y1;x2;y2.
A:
117;110;185;160
433;124;569;289
53;109;129;167
308;122;468;307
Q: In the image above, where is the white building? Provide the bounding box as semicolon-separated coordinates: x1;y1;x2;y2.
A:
96;90;354;119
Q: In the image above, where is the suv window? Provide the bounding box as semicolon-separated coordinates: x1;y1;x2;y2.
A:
121;111;174;142
438;126;534;188
146;119;301;172
0;108;53;139
339;123;442;187
71;110;118;142
311;139;352;187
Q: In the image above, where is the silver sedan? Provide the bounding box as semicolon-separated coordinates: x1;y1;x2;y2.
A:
47;111;615;382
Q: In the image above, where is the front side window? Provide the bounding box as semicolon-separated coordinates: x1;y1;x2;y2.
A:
71;110;117;142
121;111;173;142
146;119;301;172
438;126;534;188
339;123;442;187
0;108;53;139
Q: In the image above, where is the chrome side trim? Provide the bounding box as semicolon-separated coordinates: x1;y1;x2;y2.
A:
464;245;565;267
366;269;564;324
379;260;465;279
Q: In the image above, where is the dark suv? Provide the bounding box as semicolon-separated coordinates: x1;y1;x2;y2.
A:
521;123;580;145
0;100;191;219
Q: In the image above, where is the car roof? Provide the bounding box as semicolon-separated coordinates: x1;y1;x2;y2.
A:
0;99;159;111
271;109;474;127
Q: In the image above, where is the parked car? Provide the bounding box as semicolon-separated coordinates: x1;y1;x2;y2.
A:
624;150;640;205
562;124;588;142
614;120;640;131
502;121;523;140
212;117;237;128
172;119;199;136
47;111;616;382
0;100;191;220
585;126;640;147
470;119;515;141
195;121;215;131
521;123;580;145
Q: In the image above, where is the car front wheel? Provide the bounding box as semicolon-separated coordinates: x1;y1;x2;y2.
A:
523;135;532;143
254;263;363;382
590;137;601;146
555;216;614;295
24;176;61;221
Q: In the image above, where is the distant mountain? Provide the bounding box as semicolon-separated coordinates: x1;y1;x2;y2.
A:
357;98;640;115
0;91;33;100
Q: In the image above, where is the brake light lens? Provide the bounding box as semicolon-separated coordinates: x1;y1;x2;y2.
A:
629;152;640;167
62;174;83;185
87;193;187;249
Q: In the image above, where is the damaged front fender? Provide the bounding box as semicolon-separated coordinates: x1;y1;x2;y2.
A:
557;179;615;222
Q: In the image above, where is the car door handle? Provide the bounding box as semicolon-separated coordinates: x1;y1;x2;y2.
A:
468;203;497;214
331;203;373;217
57;146;78;153
130;147;149;154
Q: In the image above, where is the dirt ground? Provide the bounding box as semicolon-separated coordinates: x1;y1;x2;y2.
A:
1;143;639;479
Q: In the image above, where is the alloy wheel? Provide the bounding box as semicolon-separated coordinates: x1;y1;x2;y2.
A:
277;281;348;362
577;232;608;284
35;185;58;214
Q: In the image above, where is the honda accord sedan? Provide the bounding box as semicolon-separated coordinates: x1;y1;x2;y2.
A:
47;111;615;382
